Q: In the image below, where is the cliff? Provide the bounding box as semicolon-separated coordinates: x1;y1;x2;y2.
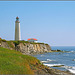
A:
0;39;51;55
0;40;73;75
0;47;73;75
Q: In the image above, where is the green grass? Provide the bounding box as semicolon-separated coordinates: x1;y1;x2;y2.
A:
0;39;47;45
0;47;41;74
0;39;6;43
6;40;46;47
7;40;29;47
7;41;14;48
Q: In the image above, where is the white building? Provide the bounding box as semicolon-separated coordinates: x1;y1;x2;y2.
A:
27;38;38;43
15;17;21;41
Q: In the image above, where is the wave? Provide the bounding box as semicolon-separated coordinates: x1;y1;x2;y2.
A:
62;66;75;74
66;51;75;53
47;59;54;61
68;69;75;74
41;55;44;57
67;67;75;74
62;66;72;69
41;61;48;63
44;64;75;74
41;59;55;63
44;63;64;67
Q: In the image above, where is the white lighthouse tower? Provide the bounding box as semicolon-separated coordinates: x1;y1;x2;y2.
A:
15;17;21;41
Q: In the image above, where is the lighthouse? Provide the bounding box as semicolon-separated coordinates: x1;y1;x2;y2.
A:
15;17;21;41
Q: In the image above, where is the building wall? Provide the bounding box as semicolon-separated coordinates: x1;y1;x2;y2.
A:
28;39;37;42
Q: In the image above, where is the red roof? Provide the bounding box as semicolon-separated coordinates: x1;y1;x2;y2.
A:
28;38;37;41
0;37;1;39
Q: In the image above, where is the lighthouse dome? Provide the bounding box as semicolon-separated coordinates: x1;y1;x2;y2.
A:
16;16;19;19
16;16;19;22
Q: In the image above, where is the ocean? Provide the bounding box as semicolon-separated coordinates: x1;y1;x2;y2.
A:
33;46;75;74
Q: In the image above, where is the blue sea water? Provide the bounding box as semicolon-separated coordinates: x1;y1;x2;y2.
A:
33;46;75;74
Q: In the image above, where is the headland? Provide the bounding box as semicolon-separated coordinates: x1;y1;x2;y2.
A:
0;39;73;75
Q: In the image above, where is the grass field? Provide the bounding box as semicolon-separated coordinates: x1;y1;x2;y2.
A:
0;47;41;74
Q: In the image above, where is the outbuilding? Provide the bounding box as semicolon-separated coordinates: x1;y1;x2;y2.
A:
27;38;38;43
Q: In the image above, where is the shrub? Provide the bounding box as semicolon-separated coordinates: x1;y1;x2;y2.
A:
2;39;6;42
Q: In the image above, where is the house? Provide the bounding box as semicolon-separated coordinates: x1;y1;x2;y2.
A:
27;38;38;43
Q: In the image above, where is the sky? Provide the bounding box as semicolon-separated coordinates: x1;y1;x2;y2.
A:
0;1;75;46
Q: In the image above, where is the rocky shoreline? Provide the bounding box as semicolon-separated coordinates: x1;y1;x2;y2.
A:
33;50;74;75
42;67;74;75
0;39;74;75
34;60;74;75
37;67;73;75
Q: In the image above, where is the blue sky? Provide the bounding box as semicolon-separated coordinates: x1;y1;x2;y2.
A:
0;1;75;46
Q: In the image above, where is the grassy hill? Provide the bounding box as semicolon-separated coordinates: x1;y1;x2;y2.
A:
0;47;73;75
0;47;46;74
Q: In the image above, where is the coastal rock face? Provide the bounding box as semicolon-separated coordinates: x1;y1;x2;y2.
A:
16;43;51;55
0;41;11;49
0;41;51;55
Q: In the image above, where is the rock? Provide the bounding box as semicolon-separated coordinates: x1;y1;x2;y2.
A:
51;49;62;52
44;67;73;75
72;59;75;61
0;40;51;55
15;43;51;55
57;49;62;51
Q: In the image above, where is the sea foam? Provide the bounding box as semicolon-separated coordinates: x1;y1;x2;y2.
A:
62;66;75;74
44;63;64;67
68;67;75;74
41;59;55;63
68;69;75;74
